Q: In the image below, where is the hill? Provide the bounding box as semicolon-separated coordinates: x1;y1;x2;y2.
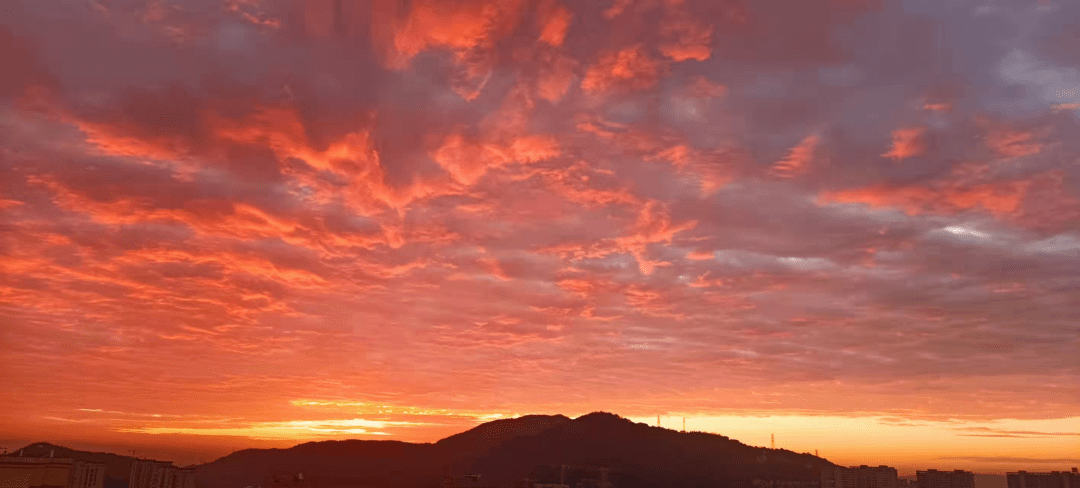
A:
190;412;836;488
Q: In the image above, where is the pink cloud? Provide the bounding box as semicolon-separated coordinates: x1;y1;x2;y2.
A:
1;0;1078;469
580;44;665;94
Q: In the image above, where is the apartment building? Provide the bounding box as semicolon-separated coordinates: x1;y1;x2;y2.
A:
0;455;105;488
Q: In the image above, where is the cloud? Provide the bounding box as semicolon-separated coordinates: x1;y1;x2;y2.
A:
771;135;820;178
1;0;1079;470
954;426;1080;438
581;44;664;94
936;456;1080;464
881;126;927;162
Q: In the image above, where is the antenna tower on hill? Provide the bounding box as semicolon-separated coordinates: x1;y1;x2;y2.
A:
771;434;775;449
657;415;660;427
682;418;686;432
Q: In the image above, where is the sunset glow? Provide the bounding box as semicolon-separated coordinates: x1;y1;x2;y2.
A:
2;0;1079;475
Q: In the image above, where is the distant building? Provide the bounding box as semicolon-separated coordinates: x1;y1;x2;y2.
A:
129;460;194;488
0;455;106;488
1006;470;1079;488
574;467;614;488
917;470;975;488
821;466;898;488
528;465;570;488
266;469;307;488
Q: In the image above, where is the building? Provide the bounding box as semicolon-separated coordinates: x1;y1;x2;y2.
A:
574;467;613;488
1006;470;1079;488
129;460;194;488
266;469;307;488
163;467;194;488
528;465;570;488
0;455;106;488
821;466;899;488
917;470;975;488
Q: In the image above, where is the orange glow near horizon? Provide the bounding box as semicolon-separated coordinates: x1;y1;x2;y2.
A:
2;0;1079;477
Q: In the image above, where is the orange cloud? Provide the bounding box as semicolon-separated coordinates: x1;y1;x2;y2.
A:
535;51;578;103
226;0;281;29
509;135;561;163
985;129;1042;158
819;178;1033;217
685;76;727;98
924;102;952;112
881;126;927;162
518;161;639;208
580;44;664;94
685;250;714;260
430;132;558;186
382;0;524;63
430;134;512;186
536;0;572;47
374;0;527;100
659;9;713;61
616;200;698;274
603;0;635;19
771;135;819;178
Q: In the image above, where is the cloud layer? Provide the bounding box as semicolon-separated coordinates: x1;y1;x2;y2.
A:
1;0;1078;469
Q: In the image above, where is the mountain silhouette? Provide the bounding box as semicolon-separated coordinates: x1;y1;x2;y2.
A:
12;413;838;488
433;414;571;459
194;412;836;488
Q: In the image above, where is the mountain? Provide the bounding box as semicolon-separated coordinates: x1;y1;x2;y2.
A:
449;412;834;488
7;442;140;488
433;414;571;459
190;412;837;488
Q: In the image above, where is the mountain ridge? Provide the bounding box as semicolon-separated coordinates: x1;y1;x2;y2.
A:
10;413;838;488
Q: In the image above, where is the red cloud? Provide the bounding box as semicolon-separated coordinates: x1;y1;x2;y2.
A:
534;50;578;103
685;76;727;98
536;0;573;47
985;129;1042;158
580;44;664;94
771;135;819;178
373;0;527;100
658;3;713;62
818;179;1032;217
881;126;927;162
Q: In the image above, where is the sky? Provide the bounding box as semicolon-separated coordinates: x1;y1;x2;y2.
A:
1;0;1079;476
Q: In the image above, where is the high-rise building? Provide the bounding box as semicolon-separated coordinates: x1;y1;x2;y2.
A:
1006;470;1079;488
0;456;105;488
129;460;193;488
822;466;899;488
917;470;975;488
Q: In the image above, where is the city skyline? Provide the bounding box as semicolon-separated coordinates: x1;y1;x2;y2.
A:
2;0;1079;478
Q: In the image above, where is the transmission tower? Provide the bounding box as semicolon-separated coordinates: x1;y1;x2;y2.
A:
771;434;775;449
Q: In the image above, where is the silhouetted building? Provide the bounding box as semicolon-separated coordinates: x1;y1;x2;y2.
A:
528;464;570;488
1006;470;1079;488
441;466;495;488
822;466;898;488
574;467;614;488
129;460;193;488
0;455;105;488
266;469;307;488
917;470;975;488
